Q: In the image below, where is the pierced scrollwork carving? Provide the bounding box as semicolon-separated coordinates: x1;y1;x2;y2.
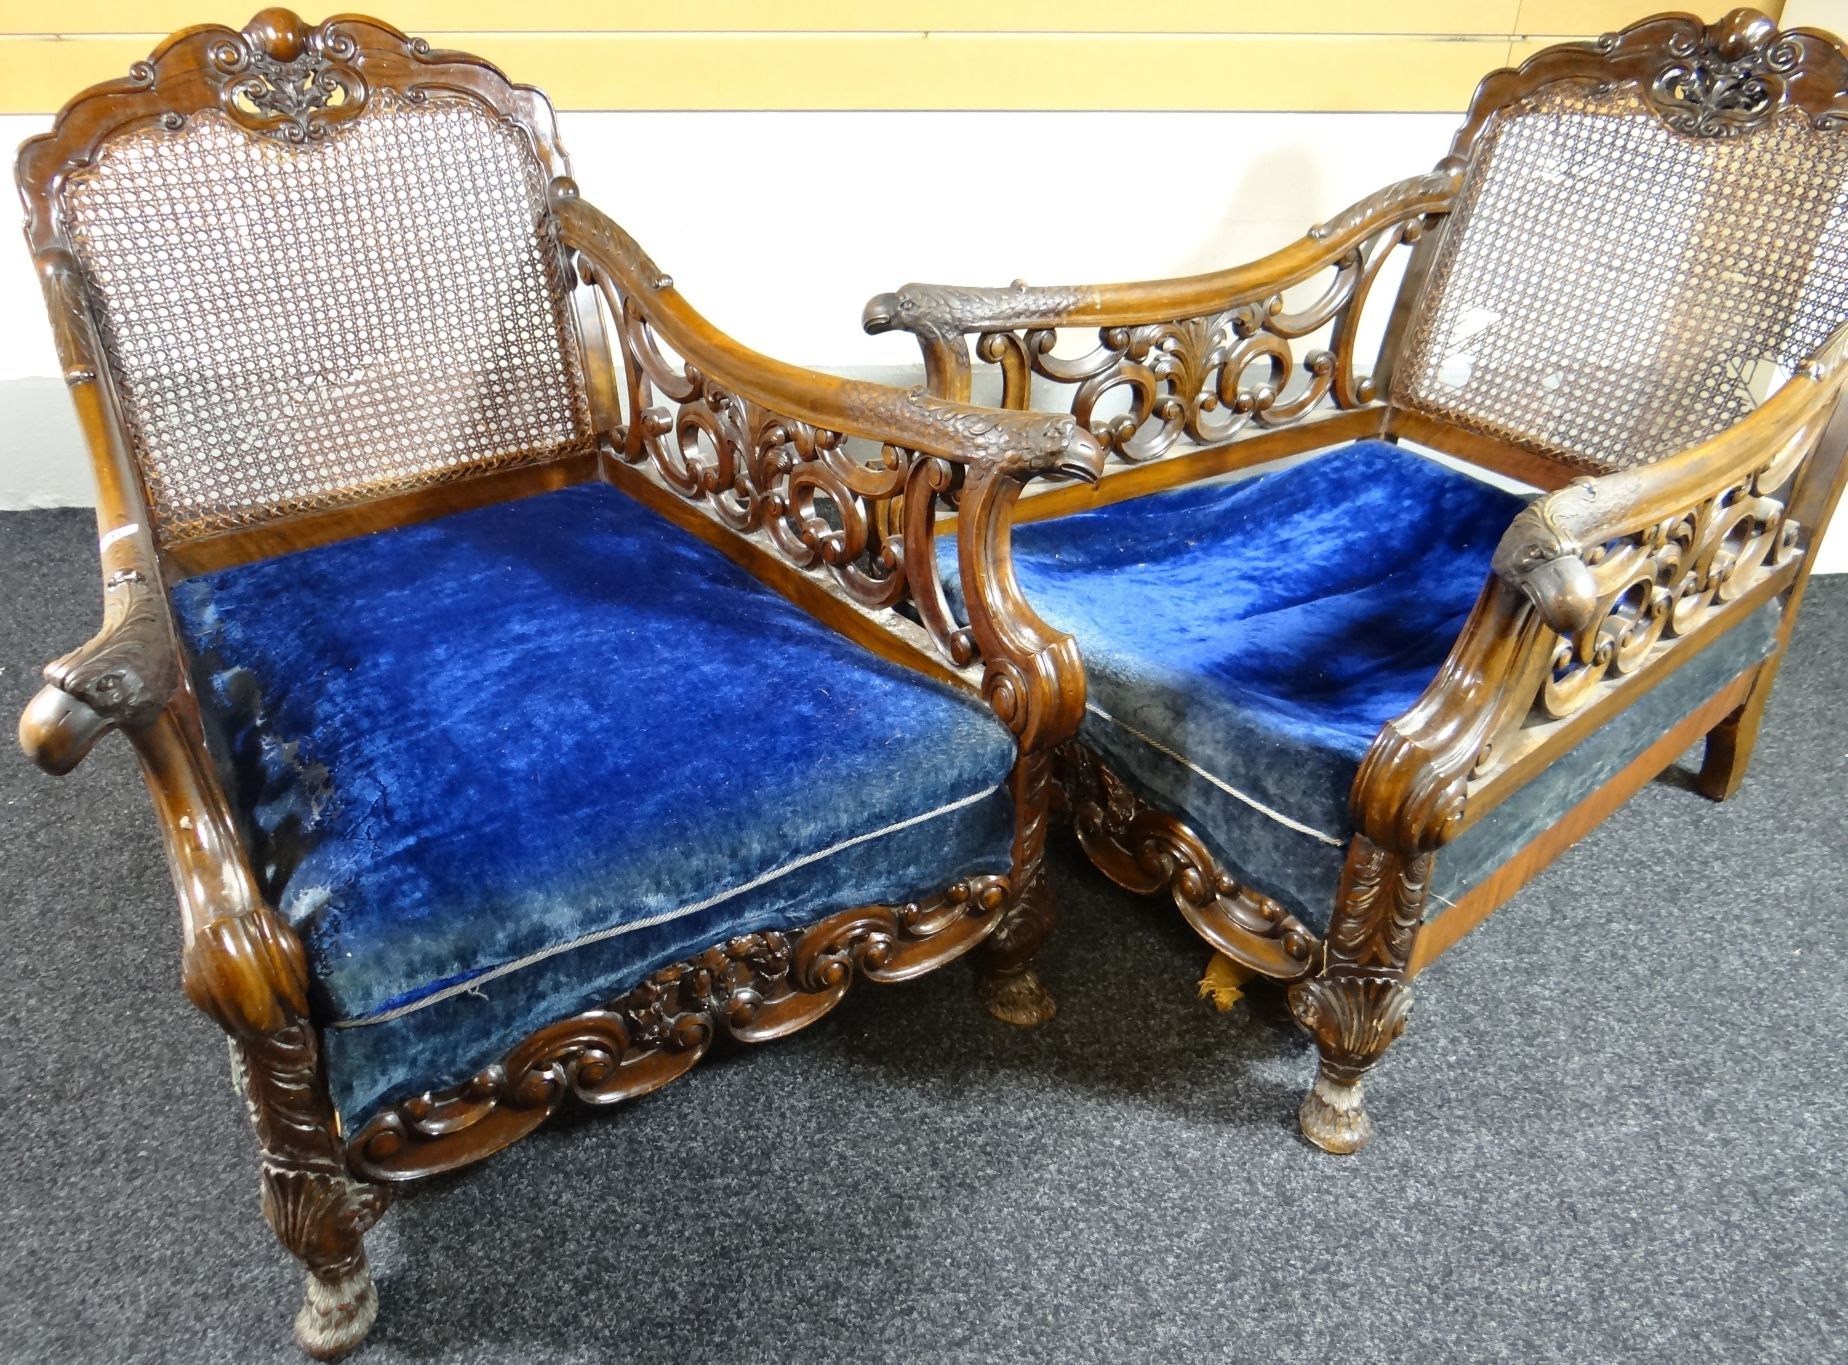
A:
208;19;369;143
972;219;1419;464
604;291;923;618
1534;479;1796;721
1057;742;1320;981
349;875;1012;1180
590;276;1011;669
1639;9;1803;138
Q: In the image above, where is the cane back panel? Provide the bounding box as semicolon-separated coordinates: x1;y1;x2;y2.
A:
57;90;594;544
1393;81;1848;475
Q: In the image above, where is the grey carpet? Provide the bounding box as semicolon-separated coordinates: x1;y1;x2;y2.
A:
1;505;1843;1365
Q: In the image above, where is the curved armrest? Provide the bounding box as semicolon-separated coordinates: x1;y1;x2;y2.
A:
553;182;1105;753
551;184;1104;484
20;242;306;1042
860;170;1459;340
1493;322;1848;633
1353;324;1848;854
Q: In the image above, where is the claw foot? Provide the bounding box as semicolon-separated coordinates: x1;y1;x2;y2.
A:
295;1259;379;1360
979;968;1057;1028
1299;1069;1372;1155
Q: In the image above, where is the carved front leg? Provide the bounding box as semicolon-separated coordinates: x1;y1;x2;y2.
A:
186;888;391;1359
975;750;1059;1026
240;1025;391;1359
1287;837;1430;1154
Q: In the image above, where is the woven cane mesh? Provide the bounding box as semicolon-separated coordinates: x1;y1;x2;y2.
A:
61;92;593;542
1393;83;1848;473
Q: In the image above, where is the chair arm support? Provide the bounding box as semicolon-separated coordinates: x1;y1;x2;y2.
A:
1492;322;1848;634
952;464;1089;752
1356;325;1848;854
20;248;309;1042
859;170;1459;341
139;704;311;1039
554;182;1104;753
551;183;1106;485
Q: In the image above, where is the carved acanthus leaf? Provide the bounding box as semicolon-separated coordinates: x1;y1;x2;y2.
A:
1308;169;1459;240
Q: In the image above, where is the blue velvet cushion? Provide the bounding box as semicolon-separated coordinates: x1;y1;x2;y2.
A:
958;439;1777;925
171;482;1017;1126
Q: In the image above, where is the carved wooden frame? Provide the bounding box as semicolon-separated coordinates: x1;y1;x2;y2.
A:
15;8;1104;1357
866;8;1848;1155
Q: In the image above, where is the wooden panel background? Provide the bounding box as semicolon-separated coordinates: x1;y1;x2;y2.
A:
0;1;1774;113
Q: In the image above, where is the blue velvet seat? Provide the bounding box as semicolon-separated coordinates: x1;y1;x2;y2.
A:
968;440;1779;924
172;482;1017;1127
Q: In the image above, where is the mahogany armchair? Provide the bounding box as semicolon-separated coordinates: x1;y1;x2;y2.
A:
864;9;1848;1154
15;10;1101;1356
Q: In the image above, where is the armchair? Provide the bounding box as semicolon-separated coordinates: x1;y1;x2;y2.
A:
16;9;1101;1357
864;9;1848;1153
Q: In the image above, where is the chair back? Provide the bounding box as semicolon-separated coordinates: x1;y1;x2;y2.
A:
1392;9;1848;475
17;9;595;545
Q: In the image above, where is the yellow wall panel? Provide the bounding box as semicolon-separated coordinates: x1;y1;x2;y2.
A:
0;2;1525;37
0;1;1823;116
0;32;1516;114
1515;0;1780;34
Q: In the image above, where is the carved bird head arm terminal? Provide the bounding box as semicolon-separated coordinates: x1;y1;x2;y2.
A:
17;249;185;777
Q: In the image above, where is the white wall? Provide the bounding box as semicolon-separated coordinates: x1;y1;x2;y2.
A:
2;107;1841;571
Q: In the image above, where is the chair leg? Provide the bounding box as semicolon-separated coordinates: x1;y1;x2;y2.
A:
236;1026;392;1359
975;865;1058;1026
977;750;1059;1027
1288;837;1430;1154
1697;660;1779;801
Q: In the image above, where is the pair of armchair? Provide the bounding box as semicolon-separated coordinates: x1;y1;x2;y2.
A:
17;6;1845;1358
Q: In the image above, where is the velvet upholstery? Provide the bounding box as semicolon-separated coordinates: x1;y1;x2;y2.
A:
171;482;1017;1126
948;440;1778;925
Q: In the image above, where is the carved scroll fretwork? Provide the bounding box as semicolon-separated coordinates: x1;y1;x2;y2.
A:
1528;475;1798;723
1637;8;1830;138
350;875;1011;1180
590;270;985;667
1058;742;1319;981
205;17;369;142
971;218;1419;464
